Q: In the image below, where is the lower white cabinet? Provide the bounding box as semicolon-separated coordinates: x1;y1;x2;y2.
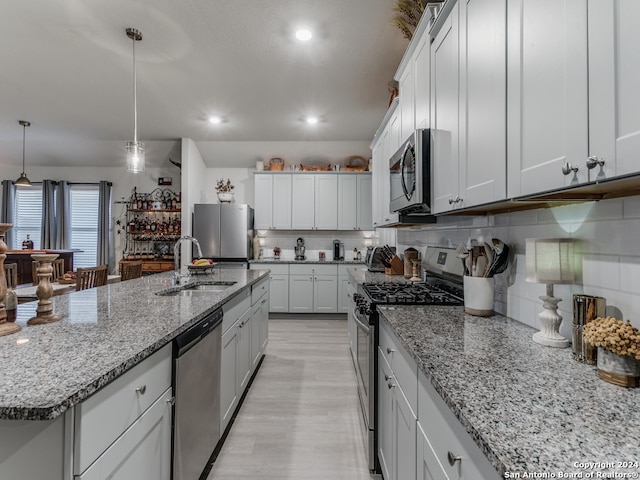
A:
77;388;173;480
221;292;252;433
378;322;418;480
74;344;172;478
250;263;289;313
251;278;269;370
289;264;338;313
378;320;498;480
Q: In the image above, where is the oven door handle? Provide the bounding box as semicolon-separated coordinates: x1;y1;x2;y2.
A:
353;310;370;334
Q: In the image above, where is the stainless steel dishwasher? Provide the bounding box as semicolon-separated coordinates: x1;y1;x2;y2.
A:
173;307;223;480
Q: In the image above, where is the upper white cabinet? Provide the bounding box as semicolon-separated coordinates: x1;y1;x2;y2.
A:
337;174;372;230
291;174;338;230
371;100;400;228
459;0;507;207
588;0;640;181
254;173;292;230
399;61;415;144
431;2;461;213
507;0;589;197
432;0;507;214
413;30;430;130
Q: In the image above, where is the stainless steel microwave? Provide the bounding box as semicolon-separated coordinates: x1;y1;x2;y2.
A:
389;129;432;214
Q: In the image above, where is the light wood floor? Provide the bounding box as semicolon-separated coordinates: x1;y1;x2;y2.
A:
207;318;380;480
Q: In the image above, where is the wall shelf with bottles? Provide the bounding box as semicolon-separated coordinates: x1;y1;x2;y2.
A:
123;188;181;268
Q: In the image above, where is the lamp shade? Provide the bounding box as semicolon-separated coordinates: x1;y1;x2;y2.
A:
126;141;145;173
526;238;575;284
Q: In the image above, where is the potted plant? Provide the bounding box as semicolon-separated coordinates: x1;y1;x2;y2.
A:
215;178;235;203
583;316;640;387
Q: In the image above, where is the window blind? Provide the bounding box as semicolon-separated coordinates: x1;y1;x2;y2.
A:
14;186;43;249
70;185;99;268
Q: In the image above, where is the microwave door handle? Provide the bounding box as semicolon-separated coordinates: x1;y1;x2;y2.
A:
400;142;412;200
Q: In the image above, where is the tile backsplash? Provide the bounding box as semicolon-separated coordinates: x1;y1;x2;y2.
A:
255;230;372;261
395;196;640;335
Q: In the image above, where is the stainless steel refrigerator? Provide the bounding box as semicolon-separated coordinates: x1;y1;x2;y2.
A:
192;204;254;268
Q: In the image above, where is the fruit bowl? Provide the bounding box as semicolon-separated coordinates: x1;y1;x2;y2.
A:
187;263;215;274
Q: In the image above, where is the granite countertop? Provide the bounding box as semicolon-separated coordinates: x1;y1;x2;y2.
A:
0;268;269;421
378;305;640;478
250;258;365;265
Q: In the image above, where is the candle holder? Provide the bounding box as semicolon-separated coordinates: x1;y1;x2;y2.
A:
0;223;21;336
27;253;62;325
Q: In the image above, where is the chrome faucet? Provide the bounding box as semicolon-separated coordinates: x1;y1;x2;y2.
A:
173;236;203;284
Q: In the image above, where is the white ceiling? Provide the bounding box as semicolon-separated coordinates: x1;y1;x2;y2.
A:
0;0;407;169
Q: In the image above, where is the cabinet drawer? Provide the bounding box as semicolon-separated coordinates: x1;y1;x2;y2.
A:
338;264;364;277
74;344;172;474
77;388;172;480
222;288;251;333
379;320;417;412
418;369;498;480
251;263;289;275
251;277;269;304
289;264;337;275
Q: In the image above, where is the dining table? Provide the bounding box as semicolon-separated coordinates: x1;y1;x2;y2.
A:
16;275;121;303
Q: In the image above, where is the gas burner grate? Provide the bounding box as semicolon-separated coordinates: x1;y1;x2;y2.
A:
361;282;463;306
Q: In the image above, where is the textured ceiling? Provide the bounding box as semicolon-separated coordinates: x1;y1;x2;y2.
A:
0;0;407;169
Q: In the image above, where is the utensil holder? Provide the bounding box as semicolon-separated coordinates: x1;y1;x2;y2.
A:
463;276;494;317
572;294;606;364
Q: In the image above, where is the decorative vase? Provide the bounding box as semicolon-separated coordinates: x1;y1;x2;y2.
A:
0;223;20;336
217;192;234;203
596;347;640;388
27;253;62;325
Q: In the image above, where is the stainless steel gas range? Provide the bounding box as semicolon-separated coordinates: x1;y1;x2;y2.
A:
351;247;464;473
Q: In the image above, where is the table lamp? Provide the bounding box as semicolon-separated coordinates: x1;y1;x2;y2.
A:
525;238;575;348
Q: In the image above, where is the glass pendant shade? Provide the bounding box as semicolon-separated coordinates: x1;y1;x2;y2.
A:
126;141;145;173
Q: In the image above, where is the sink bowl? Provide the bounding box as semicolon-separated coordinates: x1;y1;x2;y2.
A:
156;281;237;297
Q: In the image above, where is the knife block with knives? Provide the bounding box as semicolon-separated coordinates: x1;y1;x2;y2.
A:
379;245;404;275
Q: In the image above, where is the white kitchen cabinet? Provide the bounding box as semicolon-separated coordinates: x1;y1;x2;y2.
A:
289;264;338;313
432;0;507;213
221;293;251;433
417;421;450;480
291;174;338;230
458;0;507;208
371;100;400;228
77;388;172;480
507;0;589;197
418;369;497;480
378;352;393;480
251;277;269;370
431;2;461;213
337;174;373;231
399;60;415;145
413;28;430;130
254;173;292;230
74;344;172;476
588;0;640;181
250;263;289;313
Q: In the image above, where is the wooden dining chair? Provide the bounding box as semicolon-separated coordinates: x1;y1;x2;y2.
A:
32;259;65;285
120;261;143;281
76;264;109;291
3;263;18;289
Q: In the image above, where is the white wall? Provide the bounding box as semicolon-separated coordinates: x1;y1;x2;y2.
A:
397;196;640;336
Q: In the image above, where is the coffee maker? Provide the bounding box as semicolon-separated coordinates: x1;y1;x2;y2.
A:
295;237;306;260
333;240;344;260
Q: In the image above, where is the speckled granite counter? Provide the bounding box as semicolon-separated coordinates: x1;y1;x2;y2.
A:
378;305;640;477
0;269;268;421
250;259;365;265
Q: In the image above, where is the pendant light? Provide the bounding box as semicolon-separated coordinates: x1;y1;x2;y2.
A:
126;27;144;173
15;120;32;187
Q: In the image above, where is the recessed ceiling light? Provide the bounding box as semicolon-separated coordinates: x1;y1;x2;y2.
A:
305;116;319;125
209;116;222;124
295;29;312;41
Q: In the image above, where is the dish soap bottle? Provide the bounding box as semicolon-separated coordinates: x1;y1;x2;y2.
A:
22;234;34;250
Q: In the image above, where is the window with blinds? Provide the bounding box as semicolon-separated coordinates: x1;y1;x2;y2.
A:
70;185;100;269
13;186;43;249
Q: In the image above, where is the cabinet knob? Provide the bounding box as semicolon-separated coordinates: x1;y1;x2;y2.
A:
135;385;147;395
386;347;395;354
562;162;579;175
586;155;605;170
384;374;391;381
166;396;176;406
387;381;396;389
447;451;461;466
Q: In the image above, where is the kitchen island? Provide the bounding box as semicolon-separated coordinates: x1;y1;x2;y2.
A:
0;268;269;479
378;304;640;478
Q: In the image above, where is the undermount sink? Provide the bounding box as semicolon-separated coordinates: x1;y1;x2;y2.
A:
156;281;237;297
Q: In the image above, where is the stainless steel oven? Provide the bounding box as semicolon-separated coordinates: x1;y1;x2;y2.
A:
352;298;376;471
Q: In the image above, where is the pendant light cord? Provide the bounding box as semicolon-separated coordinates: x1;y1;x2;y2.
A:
132;33;138;145
22;123;26;172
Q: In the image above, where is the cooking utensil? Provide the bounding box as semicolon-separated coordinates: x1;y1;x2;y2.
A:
482;242;494;277
456;244;469;275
